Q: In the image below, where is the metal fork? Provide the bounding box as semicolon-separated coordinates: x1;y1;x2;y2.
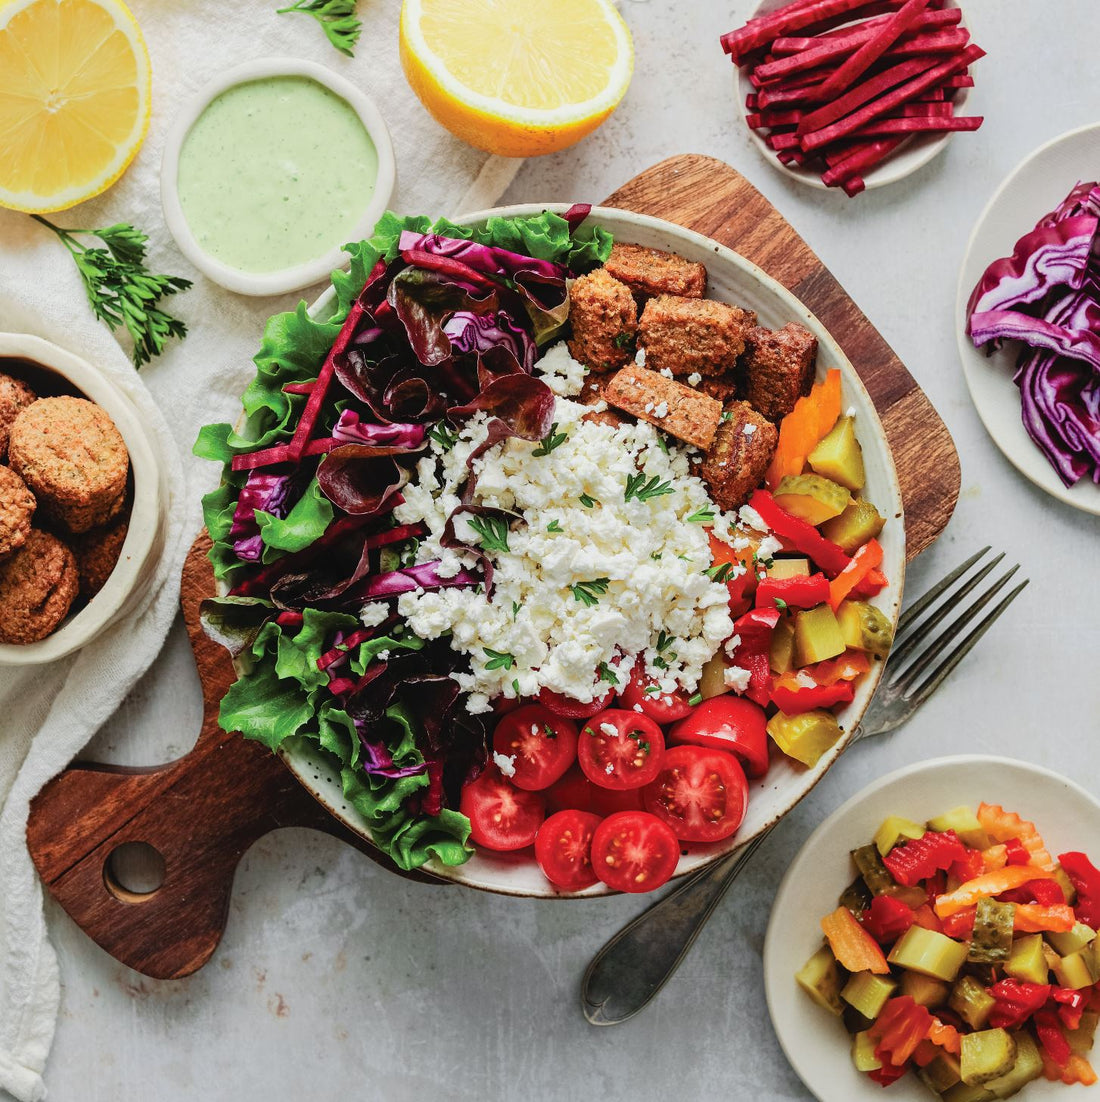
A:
581;547;1029;1026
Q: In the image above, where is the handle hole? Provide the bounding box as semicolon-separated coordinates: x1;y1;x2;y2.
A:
104;842;166;903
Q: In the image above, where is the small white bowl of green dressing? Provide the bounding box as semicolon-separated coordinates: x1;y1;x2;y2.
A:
161;58;396;297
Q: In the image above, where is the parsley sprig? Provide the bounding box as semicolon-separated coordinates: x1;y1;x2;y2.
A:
570;577;610;607
532;422;568;457
428;421;459;452
34;217;190;368
276;0;362;55
686;505;716;524
624;472;675;504
597;660;619;686
467;515;510;553
483;648;516;671
705;562;735;584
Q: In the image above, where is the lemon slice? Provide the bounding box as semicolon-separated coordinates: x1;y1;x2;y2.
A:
0;0;151;213
400;0;633;158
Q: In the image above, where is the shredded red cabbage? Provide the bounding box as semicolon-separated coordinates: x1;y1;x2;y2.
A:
230;471;295;562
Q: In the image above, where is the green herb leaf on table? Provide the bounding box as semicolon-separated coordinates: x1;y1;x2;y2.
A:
276;0;362;56
34;216;191;369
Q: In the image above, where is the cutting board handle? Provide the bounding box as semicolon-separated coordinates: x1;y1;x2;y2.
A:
26;535;442;981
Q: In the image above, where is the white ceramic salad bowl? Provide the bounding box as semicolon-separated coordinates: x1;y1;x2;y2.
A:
264;204;906;897
764;754;1100;1102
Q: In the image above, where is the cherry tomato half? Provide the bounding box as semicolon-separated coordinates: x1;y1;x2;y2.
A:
492;704;577;791
591;811;681;893
643;744;748;843
669;696;770;778
544;765;644;817
459;768;546;851
539;686;614;719
535;810;603;892
578;709;665;790
617;666;693;724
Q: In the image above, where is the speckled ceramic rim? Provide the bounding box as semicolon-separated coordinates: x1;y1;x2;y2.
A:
0;333;166;666
270;204;906;897
160;57;397;297
738;0;968;191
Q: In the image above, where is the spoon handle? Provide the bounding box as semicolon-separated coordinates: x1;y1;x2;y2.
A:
581;828;772;1025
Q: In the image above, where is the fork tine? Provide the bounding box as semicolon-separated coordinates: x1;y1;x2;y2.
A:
895;546;991;637
907;579;1030;710
890;551;1005;669
892;564;1020;693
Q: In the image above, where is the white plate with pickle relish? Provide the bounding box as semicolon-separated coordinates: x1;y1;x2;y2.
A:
270;204;907;898
764;754;1100;1102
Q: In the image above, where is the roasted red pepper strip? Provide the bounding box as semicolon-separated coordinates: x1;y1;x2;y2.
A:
1003;837;1032;866
868;1061;908;1086
1035;1009;1074;1068
949;848;985;884
883;830;968;887
729;607;780;707
828;538;884;609
770;680;854;714
940;908;975;940
999;878;1066;906
1052;987;1089;1032
870;996;935;1067
861;894;917;944
748;490;853;577
850;567;888;599
1058;851;1100;927
988;979;1051;1030
754;571;830;610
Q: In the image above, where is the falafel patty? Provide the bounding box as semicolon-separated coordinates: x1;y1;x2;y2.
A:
0;528;79;644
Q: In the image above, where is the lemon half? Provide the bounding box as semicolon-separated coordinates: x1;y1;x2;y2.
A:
0;0;151;213
400;0;633;158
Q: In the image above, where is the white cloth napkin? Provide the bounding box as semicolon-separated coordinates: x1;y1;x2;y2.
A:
0;1;520;1096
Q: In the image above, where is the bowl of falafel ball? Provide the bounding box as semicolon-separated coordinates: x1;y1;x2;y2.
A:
0;333;167;665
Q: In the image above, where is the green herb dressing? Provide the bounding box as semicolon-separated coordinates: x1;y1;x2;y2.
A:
177;76;378;275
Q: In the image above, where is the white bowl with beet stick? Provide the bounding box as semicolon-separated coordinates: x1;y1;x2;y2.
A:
260;204;907;898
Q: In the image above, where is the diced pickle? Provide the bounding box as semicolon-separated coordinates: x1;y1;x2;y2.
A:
769;616;797;675
889;926;969;982
1067;1010;1099;1057
1053;948;1096;990
774;473;851;525
943;1084;995;1102
820;498;885;554
698;654;729;701
968;898;1016;964
809;416;866;492
843;1004;875;1035
841;970;897;1020
960;1028;1016;1087
838;875;873;918
1053;865;1078;906
767;710;842;768
851;1030;882;1073
900;970;950;1008
795;943;845;1016
985;1032;1043;1099
920;1051;963;1093
874;815;926;857
767;556;811;579
1004;933;1049;986
794;604;847;666
950;975;996;1030
927;807;991;851
836;600;893;658
852;844;897;896
1046;922;1096;957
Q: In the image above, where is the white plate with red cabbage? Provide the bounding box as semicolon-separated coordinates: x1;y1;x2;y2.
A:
956;123;1100;514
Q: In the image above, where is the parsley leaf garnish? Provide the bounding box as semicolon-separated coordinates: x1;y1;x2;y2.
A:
624;472;675;504
428;421;460;452
655;630;675;654
512;600;521;621
532;422;568;456
686;506;716;524
774;597;789;612
546;519;563;533
33;217;190;369
705;562;734;584
570;577;610;607
543;723;557;741
688;693;703;706
597;661;619;686
613;331;634;350
627;730;650;753
655;433;670;455
483;648;516;671
276;0;362;56
467;515;510;553
578;493;598;509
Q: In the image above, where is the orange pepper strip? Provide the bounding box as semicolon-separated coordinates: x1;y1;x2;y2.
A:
927;1017;962;1055
820;904;890;974
981;844;1008;872
1014;903;1076;933
977;802;1057;871
773;650;870;692
933;865;1058;918
1063;1055;1099;1087
828;538;884;610
765;369;843;487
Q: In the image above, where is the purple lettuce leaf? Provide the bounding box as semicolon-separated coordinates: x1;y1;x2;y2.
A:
315;442;422;516
333;409;426;448
351;559;479;601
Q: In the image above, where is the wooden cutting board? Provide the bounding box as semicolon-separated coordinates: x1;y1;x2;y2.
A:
26;154;960;980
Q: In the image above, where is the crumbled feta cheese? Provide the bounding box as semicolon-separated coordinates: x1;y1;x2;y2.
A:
652;400;669;419
633;703;645;713
605;762;615;775
732;536;751;552
795;671;817;689
599;722;618;738
644;401;655;414
492;751;517;777
757;535;784;561
534;340;587;397
724;633;743;658
743;422;757;437
738;504;770;533
687;372;702;387
375;650;391;662
635;347;646;365
724;666;752;693
845;406;856;419
360;602;389;628
659;367;674;380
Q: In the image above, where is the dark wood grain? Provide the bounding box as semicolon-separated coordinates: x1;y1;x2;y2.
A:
25;154;959;980
602;154;960;557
